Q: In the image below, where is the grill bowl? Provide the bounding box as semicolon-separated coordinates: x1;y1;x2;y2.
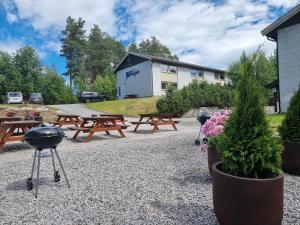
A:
24;126;65;149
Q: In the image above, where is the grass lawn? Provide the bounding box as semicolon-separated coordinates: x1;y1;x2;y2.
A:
267;114;285;133
87;97;158;117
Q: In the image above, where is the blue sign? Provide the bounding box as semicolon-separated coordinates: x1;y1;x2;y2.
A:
126;69;140;79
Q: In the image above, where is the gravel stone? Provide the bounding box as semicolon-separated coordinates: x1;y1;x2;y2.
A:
0;122;299;225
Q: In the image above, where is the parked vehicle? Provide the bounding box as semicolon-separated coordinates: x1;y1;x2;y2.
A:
79;92;108;103
5;92;23;104
29;93;44;105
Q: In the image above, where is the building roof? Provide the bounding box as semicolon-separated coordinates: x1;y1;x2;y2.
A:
114;52;226;74
261;4;300;41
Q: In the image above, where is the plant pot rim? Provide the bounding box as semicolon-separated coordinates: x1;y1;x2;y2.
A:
212;161;284;182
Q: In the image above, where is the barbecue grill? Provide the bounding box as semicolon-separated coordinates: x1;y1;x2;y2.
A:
24;126;70;198
195;112;211;146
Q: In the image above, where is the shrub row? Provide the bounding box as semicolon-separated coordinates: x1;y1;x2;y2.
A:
156;81;233;115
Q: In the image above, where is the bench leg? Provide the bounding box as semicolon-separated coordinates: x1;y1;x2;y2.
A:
151;124;159;133
73;130;80;139
0;142;5;149
172;123;177;131
85;132;94;142
117;129;126;138
105;130;111;135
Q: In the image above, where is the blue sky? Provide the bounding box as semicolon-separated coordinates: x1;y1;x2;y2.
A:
0;0;299;77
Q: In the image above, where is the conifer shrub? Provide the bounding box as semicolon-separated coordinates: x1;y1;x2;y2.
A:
216;52;282;178
279;85;300;143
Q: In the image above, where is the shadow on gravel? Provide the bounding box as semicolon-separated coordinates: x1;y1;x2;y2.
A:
0;143;32;154
169;169;212;186
65;134;123;143
6;178;52;191
150;200;218;225
127;129;176;134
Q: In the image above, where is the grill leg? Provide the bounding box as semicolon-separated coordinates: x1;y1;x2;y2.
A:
50;149;56;173
35;151;41;198
54;148;70;188
30;150;37;179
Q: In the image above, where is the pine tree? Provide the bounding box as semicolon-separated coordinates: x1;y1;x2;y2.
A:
216;52;282;178
279;85;300;142
60;16;86;88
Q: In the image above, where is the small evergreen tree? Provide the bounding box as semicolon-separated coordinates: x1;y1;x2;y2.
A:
279;85;300;143
216;52;282;178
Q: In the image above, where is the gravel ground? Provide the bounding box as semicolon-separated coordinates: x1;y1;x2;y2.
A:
51;104;107;117
0;122;299;225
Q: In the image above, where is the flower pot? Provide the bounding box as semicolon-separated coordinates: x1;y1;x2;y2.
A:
282;141;300;175
212;162;283;225
207;147;220;176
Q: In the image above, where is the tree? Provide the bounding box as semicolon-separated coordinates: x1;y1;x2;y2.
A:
39;67;77;104
226;47;277;87
128;36;178;60
216;52;282;178
91;71;117;100
14;46;41;96
60;16;86;88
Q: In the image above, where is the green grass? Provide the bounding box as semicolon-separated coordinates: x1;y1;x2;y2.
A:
87;97;158;117
267;114;285;133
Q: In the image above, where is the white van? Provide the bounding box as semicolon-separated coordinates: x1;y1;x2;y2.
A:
6;92;23;104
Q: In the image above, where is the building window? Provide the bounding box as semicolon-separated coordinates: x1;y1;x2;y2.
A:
161;82;168;90
191;70;204;77
118;87;121;96
160;64;168;72
215;73;225;80
169;66;177;74
160;64;177;73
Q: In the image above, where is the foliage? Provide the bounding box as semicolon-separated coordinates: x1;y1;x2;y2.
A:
60;16;86;88
156;86;190;115
226;48;277;88
39;67;78;105
14;46;41;96
279;85;300;142
88;97;158;116
156;81;233;115
128;36;178;60
91;71;117;100
216;52;282;179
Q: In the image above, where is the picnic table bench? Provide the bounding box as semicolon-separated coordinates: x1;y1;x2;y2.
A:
50;114;82;127
131;113;179;133
0;117;23;123
0;120;41;149
69;116;128;142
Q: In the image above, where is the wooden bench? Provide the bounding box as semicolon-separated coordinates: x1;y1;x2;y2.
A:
0;120;41;149
50;114;82;127
131;113;180;133
69;117;126;142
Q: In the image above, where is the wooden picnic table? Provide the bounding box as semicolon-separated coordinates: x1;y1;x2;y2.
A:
92;114;127;125
0;117;23;123
51;114;82;127
69;116;128;142
0;120;41;149
131;113;179;133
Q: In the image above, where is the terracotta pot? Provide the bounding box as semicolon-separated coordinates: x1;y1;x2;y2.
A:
282;141;300;175
207;147;220;176
212;162;284;225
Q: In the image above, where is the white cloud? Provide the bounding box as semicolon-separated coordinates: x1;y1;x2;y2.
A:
0;40;24;54
6;12;17;23
119;0;298;69
6;0;117;34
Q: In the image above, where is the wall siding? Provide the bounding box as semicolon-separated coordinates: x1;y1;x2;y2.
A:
278;23;300;112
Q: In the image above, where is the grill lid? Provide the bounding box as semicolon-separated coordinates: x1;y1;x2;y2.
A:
25;126;65;139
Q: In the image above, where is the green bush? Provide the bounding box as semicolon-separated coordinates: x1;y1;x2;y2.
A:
279;85;300;143
156;86;190;115
216;52;282;179
91;72;116;100
156;81;233;115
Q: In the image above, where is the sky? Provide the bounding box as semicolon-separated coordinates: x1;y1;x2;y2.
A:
0;0;299;76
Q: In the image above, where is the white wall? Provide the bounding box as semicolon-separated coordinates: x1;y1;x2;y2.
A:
278;23;300;112
177;67;192;89
116;61;153;99
152;62;162;96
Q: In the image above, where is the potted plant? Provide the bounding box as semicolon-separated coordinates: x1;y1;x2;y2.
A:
279;85;300;175
213;53;283;225
201;111;230;175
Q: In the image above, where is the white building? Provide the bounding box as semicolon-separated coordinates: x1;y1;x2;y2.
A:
262;4;300;112
114;52;228;99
